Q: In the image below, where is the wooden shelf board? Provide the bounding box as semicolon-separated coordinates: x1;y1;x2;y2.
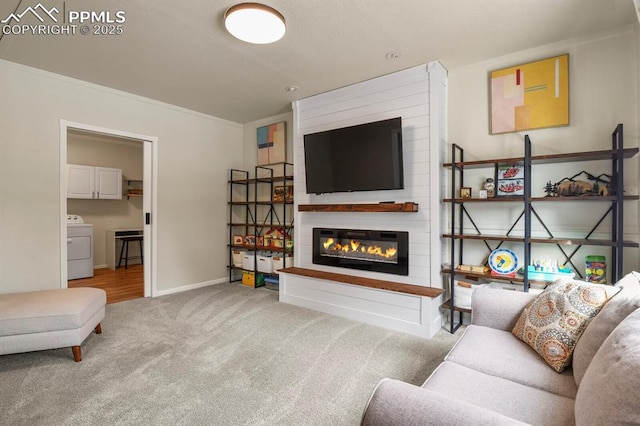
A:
444;195;639;203
298;202;419;213
442;268;552;287
279;267;443;298
228;223;293;229
442;234;639;247
443;147;638;169
229;175;294;185
441;299;472;314
228;244;293;253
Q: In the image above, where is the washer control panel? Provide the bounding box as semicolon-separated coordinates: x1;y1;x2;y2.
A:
66;214;85;224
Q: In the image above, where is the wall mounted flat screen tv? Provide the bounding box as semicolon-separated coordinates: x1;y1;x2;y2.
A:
303;117;404;194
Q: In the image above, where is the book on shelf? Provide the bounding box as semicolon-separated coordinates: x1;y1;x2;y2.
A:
457;264;489;274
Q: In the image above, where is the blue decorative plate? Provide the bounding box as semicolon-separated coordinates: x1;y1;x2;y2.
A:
488;249;519;275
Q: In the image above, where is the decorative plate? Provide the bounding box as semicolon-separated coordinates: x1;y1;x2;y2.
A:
488;249;519;275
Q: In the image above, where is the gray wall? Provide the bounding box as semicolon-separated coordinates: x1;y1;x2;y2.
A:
447;26;639;279
0;60;243;294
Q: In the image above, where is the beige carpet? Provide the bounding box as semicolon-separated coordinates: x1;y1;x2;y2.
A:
0;283;464;425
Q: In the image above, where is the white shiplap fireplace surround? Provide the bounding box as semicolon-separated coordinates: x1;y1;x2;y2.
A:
280;62;448;339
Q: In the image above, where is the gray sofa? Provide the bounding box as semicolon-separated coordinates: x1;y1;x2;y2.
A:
362;272;640;425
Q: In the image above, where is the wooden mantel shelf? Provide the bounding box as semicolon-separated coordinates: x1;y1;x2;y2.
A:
298;202;418;213
279;267;443;298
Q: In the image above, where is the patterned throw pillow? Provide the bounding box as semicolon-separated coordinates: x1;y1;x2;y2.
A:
512;280;620;372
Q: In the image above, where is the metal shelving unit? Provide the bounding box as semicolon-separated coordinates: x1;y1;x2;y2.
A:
442;124;638;333
227;163;294;287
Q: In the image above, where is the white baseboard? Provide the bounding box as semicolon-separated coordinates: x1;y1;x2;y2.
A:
155;277;227;297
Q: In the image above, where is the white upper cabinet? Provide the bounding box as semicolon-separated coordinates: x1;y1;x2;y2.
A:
95;167;122;199
67;164;122;199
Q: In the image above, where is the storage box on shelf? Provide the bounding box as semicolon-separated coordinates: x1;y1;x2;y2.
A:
231;249;246;268
227;163;294;288
442;124;639;333
273;253;292;272
257;254;273;273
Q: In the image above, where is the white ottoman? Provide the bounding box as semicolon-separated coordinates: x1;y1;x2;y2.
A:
0;287;106;362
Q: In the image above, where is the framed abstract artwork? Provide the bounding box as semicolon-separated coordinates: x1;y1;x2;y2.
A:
490;54;569;134
257;121;286;165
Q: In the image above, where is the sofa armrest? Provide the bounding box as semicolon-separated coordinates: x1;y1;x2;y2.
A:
361;378;528;426
471;288;536;331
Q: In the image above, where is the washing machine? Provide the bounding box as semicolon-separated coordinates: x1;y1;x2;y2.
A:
67;214;94;280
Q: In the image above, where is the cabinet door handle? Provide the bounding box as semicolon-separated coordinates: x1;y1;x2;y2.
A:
67;239;72;244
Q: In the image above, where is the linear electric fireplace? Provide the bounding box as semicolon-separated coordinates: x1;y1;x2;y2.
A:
312;228;409;276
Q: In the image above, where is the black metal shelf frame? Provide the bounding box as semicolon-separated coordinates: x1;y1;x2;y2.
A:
444;124;634;334
228;163;294;284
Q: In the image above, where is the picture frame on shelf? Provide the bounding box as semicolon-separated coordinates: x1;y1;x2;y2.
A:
233;235;244;245
459;187;472;199
495;162;525;197
273;185;293;203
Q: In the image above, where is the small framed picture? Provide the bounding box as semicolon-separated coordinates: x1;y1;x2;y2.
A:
273;185;293;203
496;163;525;197
460;187;472;198
233;235;244;245
478;189;488;199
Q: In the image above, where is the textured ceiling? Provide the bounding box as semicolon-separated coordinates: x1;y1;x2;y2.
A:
0;0;636;123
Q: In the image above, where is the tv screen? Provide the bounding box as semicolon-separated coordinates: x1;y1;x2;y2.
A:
303;117;404;194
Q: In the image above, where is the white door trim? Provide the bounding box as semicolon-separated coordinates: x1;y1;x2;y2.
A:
59;119;158;298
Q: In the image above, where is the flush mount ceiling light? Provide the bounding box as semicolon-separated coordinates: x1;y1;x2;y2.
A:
224;3;286;44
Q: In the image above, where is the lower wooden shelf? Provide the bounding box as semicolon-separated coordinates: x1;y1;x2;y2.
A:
279;267;443;298
441;268;550;287
441;299;472;314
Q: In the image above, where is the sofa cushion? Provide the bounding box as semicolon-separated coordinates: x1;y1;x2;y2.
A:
573;271;640;385
362;378;529;425
445;325;577;398
512;280;619;372
423;361;575;425
575;308;640;425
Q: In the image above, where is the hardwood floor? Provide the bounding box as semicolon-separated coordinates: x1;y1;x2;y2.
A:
68;265;144;304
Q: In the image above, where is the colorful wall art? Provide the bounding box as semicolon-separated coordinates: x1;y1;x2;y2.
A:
490;54;569;134
257;121;286;165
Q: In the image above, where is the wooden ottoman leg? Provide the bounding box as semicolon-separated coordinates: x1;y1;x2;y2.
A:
95;323;102;334
72;346;82;362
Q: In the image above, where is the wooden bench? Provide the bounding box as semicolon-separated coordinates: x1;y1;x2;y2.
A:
278;267;444;298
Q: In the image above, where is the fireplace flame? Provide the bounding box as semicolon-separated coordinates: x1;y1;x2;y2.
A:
321;237;398;260
323;238;335;249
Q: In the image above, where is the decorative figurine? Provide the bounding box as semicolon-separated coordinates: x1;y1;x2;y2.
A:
484;177;495;197
543;181;557;197
549;171;611;197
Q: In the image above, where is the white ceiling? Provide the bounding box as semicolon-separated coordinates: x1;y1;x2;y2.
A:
0;0;636;124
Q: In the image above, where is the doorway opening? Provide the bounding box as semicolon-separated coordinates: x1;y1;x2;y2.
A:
59;120;158;301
